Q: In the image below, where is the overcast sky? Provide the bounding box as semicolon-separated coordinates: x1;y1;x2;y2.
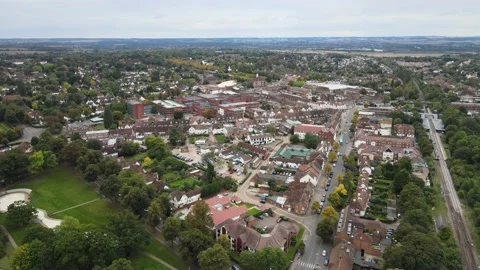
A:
1;0;479;38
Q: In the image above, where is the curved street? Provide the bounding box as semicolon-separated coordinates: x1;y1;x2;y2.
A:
235;106;357;270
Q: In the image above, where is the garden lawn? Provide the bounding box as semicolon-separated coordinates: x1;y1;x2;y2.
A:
142;238;188;270
247;207;262;216
163;172;180;182
215;134;226;143
94;124;105;130
10;167;98;213
125;152;147;162
169;178;196;188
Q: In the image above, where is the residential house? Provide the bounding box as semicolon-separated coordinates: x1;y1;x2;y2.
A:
237;142;269;159
245;134;275;145
215;219;297;253
394;124;415;138
350;164;371;217
205;195;248;226
170;189;202;209
284;181;313;215
188;125;210;135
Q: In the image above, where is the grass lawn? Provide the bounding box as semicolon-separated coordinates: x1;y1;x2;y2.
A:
131;254;170;270
54;199;119;226
247;207;262;216
238;202;255;209
287;226;305;262
10;167;98;213
142;238;188;270
125;152;147;162
163;172;180;182
0;123;11;133
215;134;226;143
169;178;197;188
0;241;14;269
94;124;105;130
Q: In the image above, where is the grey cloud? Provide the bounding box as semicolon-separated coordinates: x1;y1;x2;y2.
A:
0;0;478;37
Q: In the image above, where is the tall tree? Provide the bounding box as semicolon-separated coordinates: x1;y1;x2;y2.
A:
186;201;214;233
316;218;335;241
206;162;216;182
6;201;38;228
163;217;182;245
239;247;288;270
328;192;341;208
321;206;338;221
103;211;149;256
179;229;214;263
104;106;113;129
100;175;122;202
0;149;29;182
11;240;48;270
28;151;44;174
304;133;319;149
104;258;134;270
146;200;161;227
198;244;230;270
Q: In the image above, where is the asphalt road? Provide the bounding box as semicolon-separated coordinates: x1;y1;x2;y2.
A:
426;108;479;269
294;106;356;270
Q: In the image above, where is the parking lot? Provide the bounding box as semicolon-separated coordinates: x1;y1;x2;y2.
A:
253;214;281;233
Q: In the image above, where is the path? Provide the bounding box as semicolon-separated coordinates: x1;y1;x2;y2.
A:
0;225;17;249
140;251;177;270
51;198;100;215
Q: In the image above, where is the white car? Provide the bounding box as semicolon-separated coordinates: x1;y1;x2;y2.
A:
322;250;327;256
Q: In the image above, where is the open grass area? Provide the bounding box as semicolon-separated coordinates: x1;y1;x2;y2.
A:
131;254;170;270
163;172;180;182
215;134;226;143
54;199;119;226
125;152;147;162
0;241;14;269
142;238;188;270
169;178;197;188
10;167;98;213
94;124;105;130
0;166;184;269
247;207;262;216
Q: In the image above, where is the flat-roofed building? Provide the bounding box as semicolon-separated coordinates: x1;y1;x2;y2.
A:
152;100;187;116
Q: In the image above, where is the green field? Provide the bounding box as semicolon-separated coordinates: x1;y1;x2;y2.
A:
142;238;188;270
2;167;186;269
125;152;147;162
11;167;99;214
215;134;226;143
0;241;14;269
131;254;170;270
169;178;197;188
247;207;262;216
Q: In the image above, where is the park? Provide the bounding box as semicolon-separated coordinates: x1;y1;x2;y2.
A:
0;166;187;270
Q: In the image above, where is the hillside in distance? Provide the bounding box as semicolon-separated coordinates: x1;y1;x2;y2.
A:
0;36;479;53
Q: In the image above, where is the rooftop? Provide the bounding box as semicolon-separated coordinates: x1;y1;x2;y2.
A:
152;99;186;108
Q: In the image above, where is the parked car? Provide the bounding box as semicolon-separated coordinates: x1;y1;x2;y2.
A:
322;250;327;256
324;259;329;266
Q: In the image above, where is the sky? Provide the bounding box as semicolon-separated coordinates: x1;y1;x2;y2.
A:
1;0;479;38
